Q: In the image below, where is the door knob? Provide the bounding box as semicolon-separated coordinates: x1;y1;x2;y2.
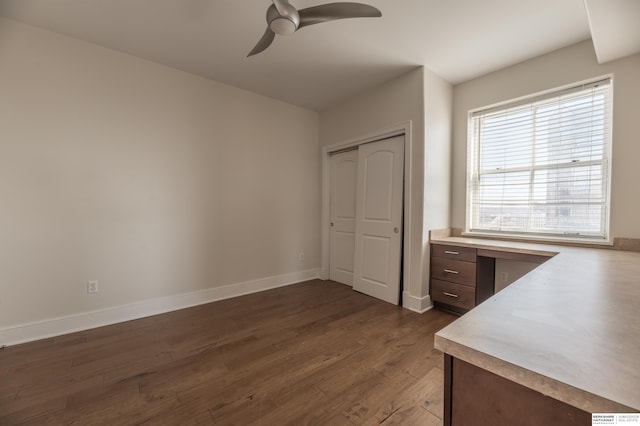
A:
330;222;334;227
393;227;399;233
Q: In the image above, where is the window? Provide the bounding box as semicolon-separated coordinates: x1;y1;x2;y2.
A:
467;78;612;242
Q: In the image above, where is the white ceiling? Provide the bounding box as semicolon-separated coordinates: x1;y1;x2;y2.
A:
0;0;631;111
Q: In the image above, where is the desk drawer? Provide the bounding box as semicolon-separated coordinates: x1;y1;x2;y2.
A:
431;257;476;286
431;279;475;311
432;244;476;263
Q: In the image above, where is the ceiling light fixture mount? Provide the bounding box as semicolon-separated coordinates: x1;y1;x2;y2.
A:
248;0;382;56
268;0;300;35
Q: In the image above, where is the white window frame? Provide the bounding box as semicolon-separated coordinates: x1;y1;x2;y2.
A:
465;77;613;244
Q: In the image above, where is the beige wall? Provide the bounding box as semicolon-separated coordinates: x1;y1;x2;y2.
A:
494;260;538;293
452;40;640;238
9;16;632;333
0;18;320;329
320;67;452;309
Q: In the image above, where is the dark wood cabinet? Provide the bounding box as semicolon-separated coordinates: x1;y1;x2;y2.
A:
430;243;495;314
444;356;591;426
431;279;475;311
431;244;477;262
431;256;477;285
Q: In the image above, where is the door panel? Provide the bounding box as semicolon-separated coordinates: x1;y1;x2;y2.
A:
333;231;356;276
363;151;395;221
329;150;358;285
353;136;404;304
360;235;391;285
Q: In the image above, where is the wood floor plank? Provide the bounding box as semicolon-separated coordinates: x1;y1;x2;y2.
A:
370;364;446;424
0;396;67;425
0;280;456;425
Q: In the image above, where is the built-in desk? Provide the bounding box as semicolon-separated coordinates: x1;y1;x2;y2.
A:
431;236;640;425
430;238;555;314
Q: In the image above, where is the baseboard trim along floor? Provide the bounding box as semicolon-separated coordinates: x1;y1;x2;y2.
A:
0;269;321;347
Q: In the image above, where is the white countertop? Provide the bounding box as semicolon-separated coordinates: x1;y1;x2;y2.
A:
432;236;640;413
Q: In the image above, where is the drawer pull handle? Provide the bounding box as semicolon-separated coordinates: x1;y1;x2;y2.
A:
443;292;459;298
444;250;459;255
443;269;459;274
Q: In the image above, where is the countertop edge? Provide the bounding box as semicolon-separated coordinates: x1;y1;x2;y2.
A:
434;333;635;413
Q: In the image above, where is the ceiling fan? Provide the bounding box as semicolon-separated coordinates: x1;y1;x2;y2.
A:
248;0;382;57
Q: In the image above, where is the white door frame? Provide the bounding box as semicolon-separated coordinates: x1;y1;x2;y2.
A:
321;121;413;305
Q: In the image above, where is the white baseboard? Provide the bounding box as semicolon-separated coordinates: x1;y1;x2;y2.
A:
402;291;433;313
319;268;329;280
0;269;321;347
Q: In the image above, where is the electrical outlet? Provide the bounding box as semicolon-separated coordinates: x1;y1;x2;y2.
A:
87;280;99;294
299;252;305;262
499;272;509;283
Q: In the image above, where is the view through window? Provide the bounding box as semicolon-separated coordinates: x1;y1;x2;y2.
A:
467;78;612;241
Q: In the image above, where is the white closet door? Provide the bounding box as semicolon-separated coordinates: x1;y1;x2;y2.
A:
352;136;404;304
329;149;359;285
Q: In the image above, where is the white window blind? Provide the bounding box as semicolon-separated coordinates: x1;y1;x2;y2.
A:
467;78;612;241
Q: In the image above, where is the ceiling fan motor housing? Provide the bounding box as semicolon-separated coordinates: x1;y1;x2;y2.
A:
267;3;300;35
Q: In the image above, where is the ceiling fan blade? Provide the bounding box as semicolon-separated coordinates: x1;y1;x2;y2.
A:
247;27;276;57
298;2;381;28
271;0;292;16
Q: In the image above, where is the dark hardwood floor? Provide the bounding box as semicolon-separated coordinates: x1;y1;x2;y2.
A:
0;280;456;425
